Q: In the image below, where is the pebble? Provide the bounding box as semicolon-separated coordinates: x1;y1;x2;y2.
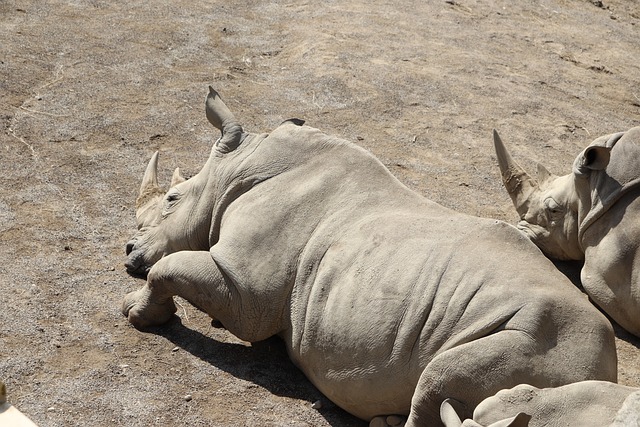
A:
311;400;322;409
184;394;192;402
172;347;179;352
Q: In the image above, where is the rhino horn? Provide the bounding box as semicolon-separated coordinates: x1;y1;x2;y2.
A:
170;167;186;187
493;130;540;218
139;151;160;196
440;398;464;427
206;86;243;153
136;151;163;226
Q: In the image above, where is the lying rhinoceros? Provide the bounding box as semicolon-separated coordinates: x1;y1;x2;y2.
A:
122;87;617;426
440;380;640;427
493;128;640;337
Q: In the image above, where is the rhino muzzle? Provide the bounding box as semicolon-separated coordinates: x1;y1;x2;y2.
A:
125;255;151;277
124;238;152;277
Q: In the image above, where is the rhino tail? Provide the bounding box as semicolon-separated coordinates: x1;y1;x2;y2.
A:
206;86;244;153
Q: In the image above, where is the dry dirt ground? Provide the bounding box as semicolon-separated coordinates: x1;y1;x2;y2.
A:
1;0;640;426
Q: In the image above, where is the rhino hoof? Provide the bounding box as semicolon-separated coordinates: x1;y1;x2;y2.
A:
122;289;177;329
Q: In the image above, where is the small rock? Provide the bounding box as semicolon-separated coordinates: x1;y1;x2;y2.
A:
311;400;322;409
172;347;179;352
184;394;192;402
47;407;55;412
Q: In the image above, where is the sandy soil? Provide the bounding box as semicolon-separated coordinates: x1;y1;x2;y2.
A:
1;0;639;425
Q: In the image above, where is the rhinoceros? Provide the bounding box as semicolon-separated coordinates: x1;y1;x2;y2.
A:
440;381;640;427
122;87;617;426
493;128;640;336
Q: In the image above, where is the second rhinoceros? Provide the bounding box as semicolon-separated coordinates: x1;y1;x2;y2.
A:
441;380;640;427
493;128;640;337
122;87;616;426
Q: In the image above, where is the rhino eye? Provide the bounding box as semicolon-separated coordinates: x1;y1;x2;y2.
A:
544;198;564;220
162;191;181;217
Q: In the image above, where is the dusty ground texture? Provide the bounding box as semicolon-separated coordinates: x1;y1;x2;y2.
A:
1;0;640;426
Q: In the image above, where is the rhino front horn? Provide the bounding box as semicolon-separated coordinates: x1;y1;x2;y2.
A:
493;130;539;219
206;86;243;153
139;151;160;196
135;151;163;227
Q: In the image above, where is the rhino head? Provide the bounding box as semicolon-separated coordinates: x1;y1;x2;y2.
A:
125;87;244;276
440;398;531;427
492;130;624;261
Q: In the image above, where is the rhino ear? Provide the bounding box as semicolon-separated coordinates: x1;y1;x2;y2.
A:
573;146;611;177
206;86;244;154
572;131;625;177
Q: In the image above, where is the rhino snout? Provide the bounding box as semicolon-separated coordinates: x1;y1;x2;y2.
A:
125;240;151;277
125;255;151;277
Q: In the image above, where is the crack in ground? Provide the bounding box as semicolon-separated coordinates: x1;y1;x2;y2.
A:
4;64;67;160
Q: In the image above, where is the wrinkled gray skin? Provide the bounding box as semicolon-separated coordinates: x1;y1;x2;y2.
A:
494;128;640;337
123;87;617;426
441;381;640;427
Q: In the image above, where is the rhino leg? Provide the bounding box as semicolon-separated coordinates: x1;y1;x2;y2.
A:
122;285;177;329
122;251;238;331
404;331;525;426
404;327;606;427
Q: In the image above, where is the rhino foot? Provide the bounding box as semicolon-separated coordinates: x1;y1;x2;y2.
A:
369;415;406;427
122;287;177;329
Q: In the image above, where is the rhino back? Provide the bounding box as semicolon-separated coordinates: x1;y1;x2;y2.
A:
209;123;422;340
